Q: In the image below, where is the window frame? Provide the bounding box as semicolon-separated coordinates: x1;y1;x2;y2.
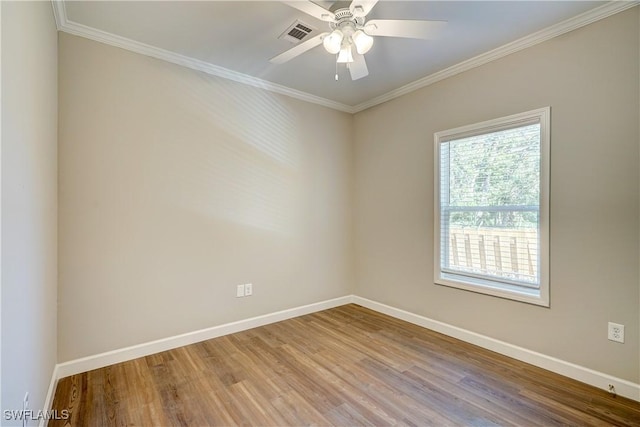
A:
433;107;550;307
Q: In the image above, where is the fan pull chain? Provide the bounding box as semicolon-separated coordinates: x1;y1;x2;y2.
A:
335;56;339;81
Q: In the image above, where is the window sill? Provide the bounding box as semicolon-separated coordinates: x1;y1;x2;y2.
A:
435;273;549;307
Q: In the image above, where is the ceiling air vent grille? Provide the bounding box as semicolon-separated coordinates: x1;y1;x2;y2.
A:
279;20;316;44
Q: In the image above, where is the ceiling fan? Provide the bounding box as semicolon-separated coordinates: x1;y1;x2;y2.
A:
270;0;447;81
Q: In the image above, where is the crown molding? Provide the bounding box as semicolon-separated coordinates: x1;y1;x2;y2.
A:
51;0;65;30
351;0;639;113
52;1;637;115
50;1;356;114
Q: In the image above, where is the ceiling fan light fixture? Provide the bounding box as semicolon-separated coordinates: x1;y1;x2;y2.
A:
323;29;343;54
337;45;354;63
352;30;373;54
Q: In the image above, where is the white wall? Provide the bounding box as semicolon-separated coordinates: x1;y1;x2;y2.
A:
58;33;354;362
353;8;639;382
1;1;58;424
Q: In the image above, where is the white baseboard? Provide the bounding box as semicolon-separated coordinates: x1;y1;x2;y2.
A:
40;364;59;427
352;296;640;402
56;295;353;379
52;294;639;403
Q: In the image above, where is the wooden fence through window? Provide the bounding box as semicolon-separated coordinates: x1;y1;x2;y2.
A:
448;227;538;283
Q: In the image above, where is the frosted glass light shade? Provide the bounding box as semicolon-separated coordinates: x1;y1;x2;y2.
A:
323;30;343;54
337;46;354;63
352;30;373;54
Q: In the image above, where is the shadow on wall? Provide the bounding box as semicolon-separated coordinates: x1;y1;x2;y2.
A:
129;66;305;236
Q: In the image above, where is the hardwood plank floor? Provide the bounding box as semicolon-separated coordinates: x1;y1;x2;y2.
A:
50;304;640;426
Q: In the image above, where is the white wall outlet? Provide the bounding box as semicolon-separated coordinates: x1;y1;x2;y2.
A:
608;322;624;343
244;283;253;296
236;284;245;298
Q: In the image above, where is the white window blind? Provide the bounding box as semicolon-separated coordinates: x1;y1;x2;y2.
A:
434;108;550;306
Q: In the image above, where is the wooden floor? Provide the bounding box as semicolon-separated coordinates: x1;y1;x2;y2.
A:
50;304;640;426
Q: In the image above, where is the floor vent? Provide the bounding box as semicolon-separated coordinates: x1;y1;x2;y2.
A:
279;20;316;43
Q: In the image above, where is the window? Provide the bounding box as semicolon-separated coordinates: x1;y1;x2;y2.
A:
434;108;550;306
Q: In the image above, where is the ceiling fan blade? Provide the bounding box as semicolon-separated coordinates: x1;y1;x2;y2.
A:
349;53;369;80
349;0;379;17
282;1;335;22
365;19;447;39
270;33;327;64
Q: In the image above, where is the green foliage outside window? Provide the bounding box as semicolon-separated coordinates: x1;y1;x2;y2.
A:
445;124;540;229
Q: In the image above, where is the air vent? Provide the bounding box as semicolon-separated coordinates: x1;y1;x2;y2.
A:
278;20;316;44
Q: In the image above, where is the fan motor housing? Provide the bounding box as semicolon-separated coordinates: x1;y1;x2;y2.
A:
330;8;365;31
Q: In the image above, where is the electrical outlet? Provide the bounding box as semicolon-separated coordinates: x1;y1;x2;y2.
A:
244;283;253;296
608;322;624;343
236;284;245;298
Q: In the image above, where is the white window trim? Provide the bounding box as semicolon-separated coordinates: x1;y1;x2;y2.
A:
434;107;550;307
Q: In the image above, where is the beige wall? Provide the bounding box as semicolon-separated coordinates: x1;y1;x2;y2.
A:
1;1;58;422
58;33;353;362
354;8;640;382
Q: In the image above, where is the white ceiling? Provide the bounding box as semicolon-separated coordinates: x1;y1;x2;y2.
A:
57;1;625;112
